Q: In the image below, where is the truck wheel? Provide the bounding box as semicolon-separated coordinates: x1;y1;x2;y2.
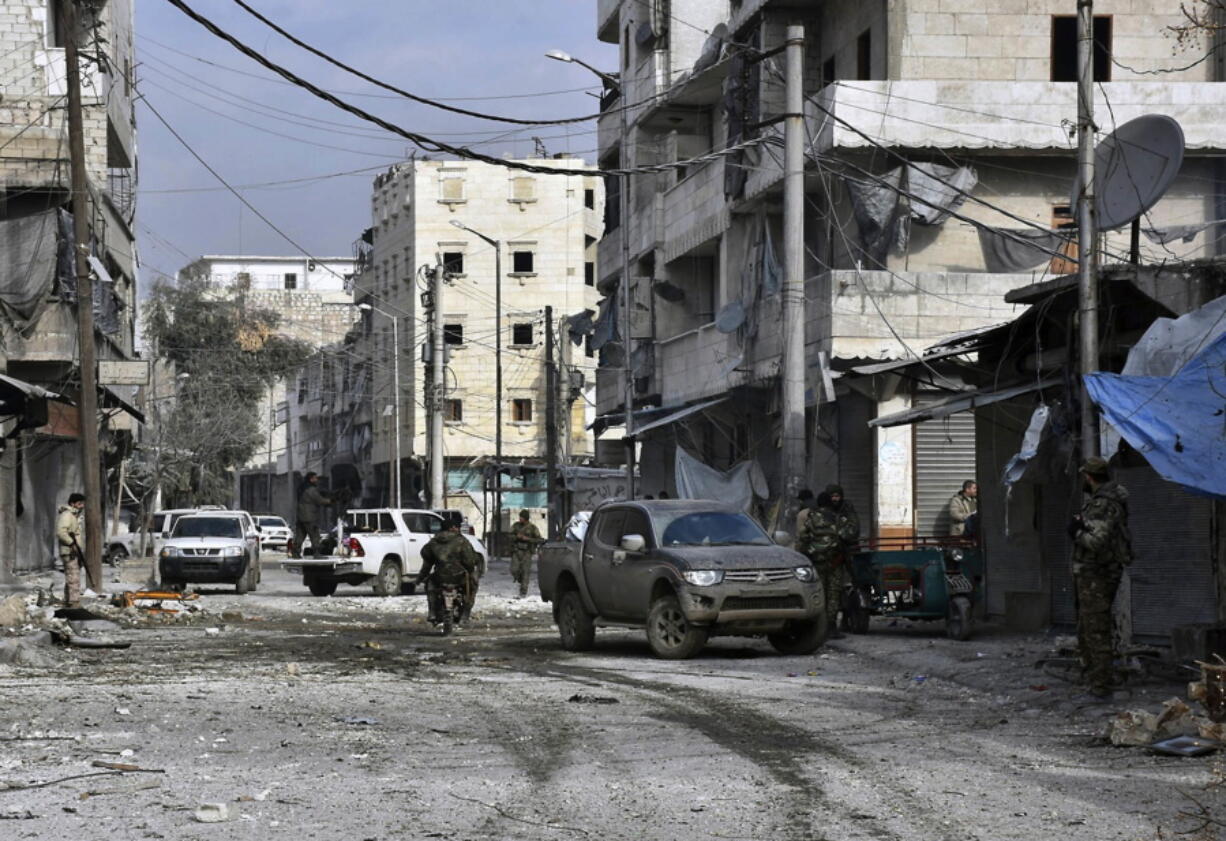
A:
236;560;252;595
373;560;401;597
557;589;596;651
246;560;259;593
768;613;828;655
307;576;337;597
104;545;127;566
845;588;872;635
946;595;973;641
646;594;708;660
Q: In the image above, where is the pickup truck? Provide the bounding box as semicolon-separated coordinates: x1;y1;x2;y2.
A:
282;508;488;597
538;499;826;659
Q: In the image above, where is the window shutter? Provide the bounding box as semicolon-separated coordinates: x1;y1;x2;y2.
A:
511;177;536;202
441;177;464;201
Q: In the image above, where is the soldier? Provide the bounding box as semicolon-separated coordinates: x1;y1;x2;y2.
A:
292;472;332;559
55;492;86;607
509;509;543;598
797;492;843;638
948;480;978;536
795;488;815;536
1069;456;1132;700
417;521;480;624
825;484;860;634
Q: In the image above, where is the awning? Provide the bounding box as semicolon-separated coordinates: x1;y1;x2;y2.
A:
100;385;145;424
0;374;68;431
869;378;1060;428
628;397;726;439
848;345;981;377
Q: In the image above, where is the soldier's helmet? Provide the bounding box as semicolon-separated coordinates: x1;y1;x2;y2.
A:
1079;456;1111;478
518;509;530;520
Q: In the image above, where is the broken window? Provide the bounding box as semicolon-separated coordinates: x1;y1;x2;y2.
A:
442;252;464;275
856;29;872;81
512;398;533;422
822;56;836;88
512;251;535;274
512;323;534;346
444;323;464;345
585;188;595;209
585;261;595;287
1051;16;1112;82
444;399;463;422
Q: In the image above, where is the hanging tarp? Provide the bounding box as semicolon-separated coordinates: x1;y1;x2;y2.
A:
906;162;977;225
845;169;903;264
566;308;595;346
590;296;617;351
1084;332;1226;499
844;164;977;264
0;210;60;333
1002;405;1050;489
674;446;767;512
976;227;1070;273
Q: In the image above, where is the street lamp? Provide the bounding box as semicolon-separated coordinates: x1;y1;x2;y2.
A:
546;48;635;498
449;219;504;552
357;302;402;508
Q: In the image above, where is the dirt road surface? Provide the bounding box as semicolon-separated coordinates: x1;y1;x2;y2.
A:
0;555;1215;840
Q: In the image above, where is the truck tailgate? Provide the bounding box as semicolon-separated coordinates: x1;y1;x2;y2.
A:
281;557;347;574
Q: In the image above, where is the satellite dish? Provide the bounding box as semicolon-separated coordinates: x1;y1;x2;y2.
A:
715;300;746;333
1072;115;1185;231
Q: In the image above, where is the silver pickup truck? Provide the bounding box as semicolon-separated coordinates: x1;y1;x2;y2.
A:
538;500;826;659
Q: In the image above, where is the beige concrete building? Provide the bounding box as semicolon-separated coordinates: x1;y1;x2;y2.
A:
592;0;1226;536
0;0;140;575
352;157;603;520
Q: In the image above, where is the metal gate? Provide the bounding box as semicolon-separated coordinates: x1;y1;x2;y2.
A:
913;411;976;535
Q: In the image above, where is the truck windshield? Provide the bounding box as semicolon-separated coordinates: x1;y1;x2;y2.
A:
657;512;771;547
258;517;286;529
173;517;242;539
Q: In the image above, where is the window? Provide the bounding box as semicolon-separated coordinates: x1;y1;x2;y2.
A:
284;272;297;290
510;176;536;203
1051;16;1112;82
594;509;625;547
444;323;464;345
856;29;872;81
584;334;595;358
439;175;465;203
822;56;837;88
621;510;654;548
585;188;595;209
512;323;534;346
602;162;621;232
47;0;66;47
444;399;463;422
512;251;535;274
442;252;464;275
585;261;595;287
512;398;533;422
1051;205;1079;274
378;512;395;532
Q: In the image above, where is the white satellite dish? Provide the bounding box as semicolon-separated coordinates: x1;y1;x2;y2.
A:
1072;114;1185;231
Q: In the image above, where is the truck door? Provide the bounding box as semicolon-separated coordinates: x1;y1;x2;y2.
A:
400;512;439;574
610;508;657;618
582;509;625;618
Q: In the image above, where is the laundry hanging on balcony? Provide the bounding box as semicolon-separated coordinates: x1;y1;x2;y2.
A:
844;163;977;264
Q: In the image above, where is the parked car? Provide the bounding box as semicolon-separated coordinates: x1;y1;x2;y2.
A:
159;510;262;594
148;506;227;557
256;515;292;551
538;500;826;659
284;508;488;597
433;508;476;536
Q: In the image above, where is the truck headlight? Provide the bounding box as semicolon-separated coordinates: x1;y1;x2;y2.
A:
682;570;724;587
158;549;171;559
220;546;242;557
946;548;964;562
793;565;816;582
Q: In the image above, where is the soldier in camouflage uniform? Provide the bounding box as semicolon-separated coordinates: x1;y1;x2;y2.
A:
1069;456;1133;699
825;484;860;634
797;492;844;634
417;523;480;624
509;510;543;598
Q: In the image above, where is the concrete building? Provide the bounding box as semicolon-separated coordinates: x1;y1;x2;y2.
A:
173;255;360;522
350;157;603;528
590;0;1226;537
0;0;141;575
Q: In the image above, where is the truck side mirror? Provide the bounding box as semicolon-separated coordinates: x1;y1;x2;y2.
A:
620;534;646;553
773;531;792;545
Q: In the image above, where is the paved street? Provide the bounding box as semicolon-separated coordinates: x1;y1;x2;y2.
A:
0;555;1214;840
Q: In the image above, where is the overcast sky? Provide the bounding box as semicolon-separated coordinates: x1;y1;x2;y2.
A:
134;0;616;289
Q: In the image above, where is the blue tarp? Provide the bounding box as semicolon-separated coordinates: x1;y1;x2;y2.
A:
1085;331;1226;498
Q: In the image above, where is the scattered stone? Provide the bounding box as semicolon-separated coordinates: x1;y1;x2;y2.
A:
194;803;233;823
567;693;619;705
204;627;221;636
0;632;63;667
1107;698;1204;746
0;594;30;628
334;716;379;726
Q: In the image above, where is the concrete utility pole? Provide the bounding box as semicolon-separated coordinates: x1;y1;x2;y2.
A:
1076;0;1100;458
63;0;104;592
619;93;635;500
429;263;446;507
544;306;558;539
780;25;808;517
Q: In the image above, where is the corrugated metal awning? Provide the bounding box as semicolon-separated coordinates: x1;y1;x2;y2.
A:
869;378;1060;428
628;397;727;439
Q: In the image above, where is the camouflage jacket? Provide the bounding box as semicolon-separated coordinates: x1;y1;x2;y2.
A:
832;502;860;547
510;520;542;548
1072;481;1133;574
798;507;841;558
419;532;478;585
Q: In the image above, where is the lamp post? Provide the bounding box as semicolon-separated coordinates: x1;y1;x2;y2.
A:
358;302;401;508
546;49;635;499
449;219;503;552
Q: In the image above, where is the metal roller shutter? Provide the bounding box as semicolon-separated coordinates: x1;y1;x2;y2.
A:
913;409;976;536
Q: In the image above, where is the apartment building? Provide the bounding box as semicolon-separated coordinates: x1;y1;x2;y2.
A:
350;157;603;525
0;0;140;574
592;0;1225;536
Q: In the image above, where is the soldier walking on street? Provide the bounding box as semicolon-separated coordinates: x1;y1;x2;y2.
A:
55;492;86;607
509;509;543;598
292;472;332;559
1070;457;1133;701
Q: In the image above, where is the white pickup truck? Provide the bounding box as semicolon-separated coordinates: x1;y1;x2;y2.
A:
281;508;488;597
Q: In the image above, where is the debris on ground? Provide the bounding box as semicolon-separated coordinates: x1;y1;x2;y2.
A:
0;594;30;628
0;632;65;667
194;803;233;823
567;693;619;705
1107;698;1206;746
334;716;379;726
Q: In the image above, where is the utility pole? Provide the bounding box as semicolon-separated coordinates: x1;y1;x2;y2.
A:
1076;0;1099;458
63;0;104;592
266;381;275;513
494;242;503;556
780;25;808;520
619;88;635;501
544;306;558;539
429;263;446;507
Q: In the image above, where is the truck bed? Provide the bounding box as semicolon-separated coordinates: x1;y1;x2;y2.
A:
537;541;581;604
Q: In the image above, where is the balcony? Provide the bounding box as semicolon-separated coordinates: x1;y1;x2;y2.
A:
816;81;1226;153
662;160;727;263
596;365;624;416
658;323;745;406
597;0;619;43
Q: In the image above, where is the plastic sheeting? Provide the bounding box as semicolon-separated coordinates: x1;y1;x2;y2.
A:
845;163;977;263
976;227;1069;273
674;446;768;512
590;296;617;351
0;210;60;333
1002;404;1050;489
1085;332;1226;499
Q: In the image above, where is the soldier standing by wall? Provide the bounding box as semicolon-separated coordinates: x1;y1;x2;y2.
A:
509;509;543;598
55;493;86;607
797;492;842;639
1069;457;1133;700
